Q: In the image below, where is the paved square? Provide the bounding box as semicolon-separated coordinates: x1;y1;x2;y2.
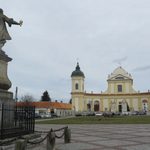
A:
35;124;150;150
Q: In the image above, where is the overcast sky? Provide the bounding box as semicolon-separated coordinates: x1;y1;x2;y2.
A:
1;0;150;102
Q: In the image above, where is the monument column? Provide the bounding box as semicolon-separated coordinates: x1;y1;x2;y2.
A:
0;50;12;89
0;50;13;102
0;50;14;128
0;8;23;127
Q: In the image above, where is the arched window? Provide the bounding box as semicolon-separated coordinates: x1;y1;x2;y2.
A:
142;99;148;111
75;83;79;90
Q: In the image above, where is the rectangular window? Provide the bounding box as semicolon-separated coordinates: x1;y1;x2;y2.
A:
118;85;122;92
75;83;79;90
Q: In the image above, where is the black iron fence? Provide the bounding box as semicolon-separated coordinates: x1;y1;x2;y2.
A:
0;104;35;139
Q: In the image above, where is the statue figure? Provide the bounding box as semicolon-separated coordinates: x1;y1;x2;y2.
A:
111;101;116;113
0;8;23;50
122;99;127;113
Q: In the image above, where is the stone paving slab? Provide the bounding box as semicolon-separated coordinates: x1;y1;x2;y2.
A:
57;142;103;150
122;144;150;150
1;124;150;150
35;124;150;150
90;139;138;147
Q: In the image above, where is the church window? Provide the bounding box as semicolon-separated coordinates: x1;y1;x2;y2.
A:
75;83;79;90
118;85;122;92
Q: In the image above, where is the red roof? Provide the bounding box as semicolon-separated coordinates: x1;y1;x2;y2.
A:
16;101;72;110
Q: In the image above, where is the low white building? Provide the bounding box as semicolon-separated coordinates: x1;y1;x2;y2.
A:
17;101;73;117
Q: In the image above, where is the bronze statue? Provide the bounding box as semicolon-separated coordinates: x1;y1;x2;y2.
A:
0;8;23;49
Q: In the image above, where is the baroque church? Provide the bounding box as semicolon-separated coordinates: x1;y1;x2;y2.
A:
71;63;150;113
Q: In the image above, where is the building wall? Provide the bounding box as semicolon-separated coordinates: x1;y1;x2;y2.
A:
106;80;135;94
71;66;150;113
72;93;150;112
35;108;73;117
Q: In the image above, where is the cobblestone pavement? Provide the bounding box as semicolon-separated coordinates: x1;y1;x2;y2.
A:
35;124;150;150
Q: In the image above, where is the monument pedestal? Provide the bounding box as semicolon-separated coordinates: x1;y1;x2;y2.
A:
0;50;12;90
0;50;14;128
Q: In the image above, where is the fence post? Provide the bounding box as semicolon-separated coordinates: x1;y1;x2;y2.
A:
0;104;4;139
15;139;27;150
64;127;71;143
47;129;56;150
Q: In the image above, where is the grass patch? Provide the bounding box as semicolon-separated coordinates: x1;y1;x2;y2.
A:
36;116;150;124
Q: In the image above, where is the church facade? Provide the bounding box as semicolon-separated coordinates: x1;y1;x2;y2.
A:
71;63;150;113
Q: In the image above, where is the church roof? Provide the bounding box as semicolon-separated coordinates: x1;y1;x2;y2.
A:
108;66;132;80
71;62;85;78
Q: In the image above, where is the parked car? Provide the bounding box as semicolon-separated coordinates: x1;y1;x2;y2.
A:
138;111;146;115
81;111;95;116
122;111;130;115
114;112;121;116
82;111;88;116
95;112;103;116
75;112;82;117
40;113;51;118
45;113;51;118
35;113;41;119
129;111;139;115
103;112;114;117
86;111;95;116
51;113;59;118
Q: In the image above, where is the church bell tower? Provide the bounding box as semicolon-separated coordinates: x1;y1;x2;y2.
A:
71;62;85;93
71;62;85;112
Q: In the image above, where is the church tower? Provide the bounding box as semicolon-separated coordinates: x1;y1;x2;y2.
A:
71;62;85;93
71;62;85;111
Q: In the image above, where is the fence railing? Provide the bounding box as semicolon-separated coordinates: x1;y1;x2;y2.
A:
0;104;35;139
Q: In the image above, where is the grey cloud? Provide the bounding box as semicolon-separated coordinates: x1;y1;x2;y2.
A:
133;65;150;72
113;56;128;65
1;0;150;101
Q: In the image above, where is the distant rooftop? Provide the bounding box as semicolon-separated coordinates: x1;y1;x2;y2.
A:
17;101;72;110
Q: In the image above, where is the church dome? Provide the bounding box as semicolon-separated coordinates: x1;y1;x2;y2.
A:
108;66;132;80
71;62;85;78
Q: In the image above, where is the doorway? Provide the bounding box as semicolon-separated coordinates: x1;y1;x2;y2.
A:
94;101;100;112
118;102;122;112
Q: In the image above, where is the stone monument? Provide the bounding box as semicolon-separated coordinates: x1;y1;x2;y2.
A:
110;101;116;113
122;99;127;114
0;8;23;127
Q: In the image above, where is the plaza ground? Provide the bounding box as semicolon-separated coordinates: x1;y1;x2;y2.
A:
34;124;150;150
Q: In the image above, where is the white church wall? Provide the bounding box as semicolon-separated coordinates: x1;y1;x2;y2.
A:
75;98;79;111
103;99;109;111
132;99;138;111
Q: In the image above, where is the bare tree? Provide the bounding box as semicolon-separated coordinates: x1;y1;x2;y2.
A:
21;94;35;102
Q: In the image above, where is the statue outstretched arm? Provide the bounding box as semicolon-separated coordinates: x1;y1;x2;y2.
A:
4;15;23;27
